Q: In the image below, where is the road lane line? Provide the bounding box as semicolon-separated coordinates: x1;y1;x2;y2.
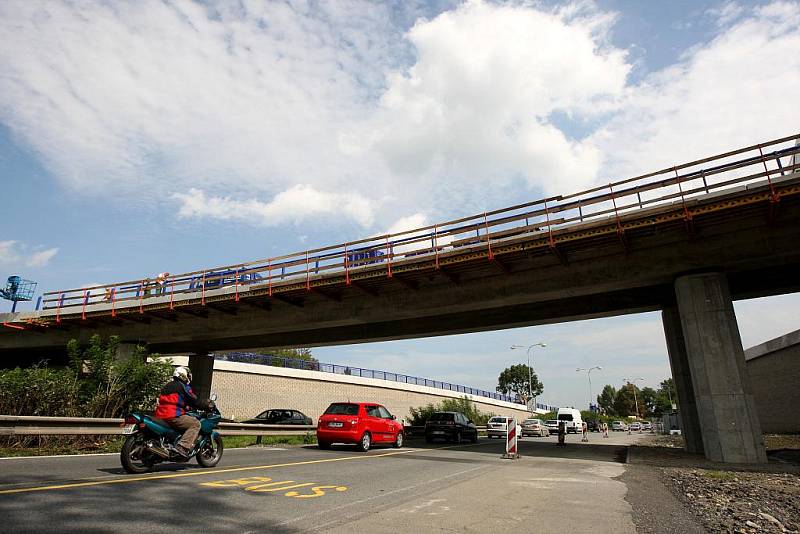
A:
0;449;420;496
0;447;285;461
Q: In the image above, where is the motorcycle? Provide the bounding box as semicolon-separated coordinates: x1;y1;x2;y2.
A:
120;394;224;474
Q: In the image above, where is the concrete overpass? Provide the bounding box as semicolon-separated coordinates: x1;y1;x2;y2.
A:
2;134;800;463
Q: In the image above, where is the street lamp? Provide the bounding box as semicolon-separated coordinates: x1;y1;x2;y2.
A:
510;342;546;412
623;377;645;418
576;366;602;411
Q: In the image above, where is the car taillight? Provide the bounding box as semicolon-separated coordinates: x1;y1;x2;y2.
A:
124;415;138;424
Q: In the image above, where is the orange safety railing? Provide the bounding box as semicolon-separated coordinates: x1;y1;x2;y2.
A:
39;134;800;314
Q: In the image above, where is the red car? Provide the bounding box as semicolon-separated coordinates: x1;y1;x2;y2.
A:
317;402;404;451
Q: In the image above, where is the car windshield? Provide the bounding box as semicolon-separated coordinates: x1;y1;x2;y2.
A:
558;414;573;421
523;419;541;424
489;417;506;423
430;413;455;422
325;403;359;415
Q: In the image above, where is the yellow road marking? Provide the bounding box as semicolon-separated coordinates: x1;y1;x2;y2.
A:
0;449;419;496
285;485;348;499
246;482;313;493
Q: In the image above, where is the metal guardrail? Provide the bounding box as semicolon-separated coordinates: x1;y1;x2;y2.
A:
0;416;316;437
32;134;800;317
217;352;558;410
0;416;504;438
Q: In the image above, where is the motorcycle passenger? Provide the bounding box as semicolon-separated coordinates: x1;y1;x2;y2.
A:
154;366;207;458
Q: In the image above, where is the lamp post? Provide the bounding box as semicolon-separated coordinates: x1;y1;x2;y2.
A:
576;366;602;411
623;377;645;418
510;342;546;412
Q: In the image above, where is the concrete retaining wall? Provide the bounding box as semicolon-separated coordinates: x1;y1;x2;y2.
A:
172;357;534;423
744;329;800;434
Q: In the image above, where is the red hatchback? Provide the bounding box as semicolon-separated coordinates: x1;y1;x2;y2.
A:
317;402;404;451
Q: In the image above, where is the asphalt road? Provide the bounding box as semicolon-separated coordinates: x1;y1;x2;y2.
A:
0;432;649;533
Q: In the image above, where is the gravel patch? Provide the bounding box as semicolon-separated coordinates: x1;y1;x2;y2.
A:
621;464;705;534
662;468;800;533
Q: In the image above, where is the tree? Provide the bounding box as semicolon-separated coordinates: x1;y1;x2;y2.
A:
597;384;616;415
613;384;640;417
639;387;659;418
496;364;543;402
657;378;676;409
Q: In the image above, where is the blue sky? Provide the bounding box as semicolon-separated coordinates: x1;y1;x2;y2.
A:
1;0;798;408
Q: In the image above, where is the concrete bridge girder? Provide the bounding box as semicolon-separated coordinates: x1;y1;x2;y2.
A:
2;197;799;358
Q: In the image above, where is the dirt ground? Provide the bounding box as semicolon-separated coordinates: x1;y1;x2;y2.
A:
631;434;800;533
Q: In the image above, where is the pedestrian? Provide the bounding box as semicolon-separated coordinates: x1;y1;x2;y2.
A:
141;277;152;297
155;272;170;295
581;421;588;442
603;422;609;438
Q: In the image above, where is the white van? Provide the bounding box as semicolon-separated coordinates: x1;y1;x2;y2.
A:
556;408;583;434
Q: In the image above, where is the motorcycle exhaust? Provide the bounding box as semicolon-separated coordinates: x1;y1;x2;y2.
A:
145;442;170;459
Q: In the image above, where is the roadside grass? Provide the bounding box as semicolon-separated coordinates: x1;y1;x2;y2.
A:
223;434;316;448
0;437;125;457
702;470;735;481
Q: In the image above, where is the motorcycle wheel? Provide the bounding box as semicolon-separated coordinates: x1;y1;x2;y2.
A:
196;434;224;467
121;434;154;474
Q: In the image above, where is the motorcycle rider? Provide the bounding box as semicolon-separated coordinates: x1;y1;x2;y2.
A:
154;366;208;458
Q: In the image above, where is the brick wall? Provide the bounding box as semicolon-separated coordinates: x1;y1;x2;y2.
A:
744;329;800;434
176;358;534;423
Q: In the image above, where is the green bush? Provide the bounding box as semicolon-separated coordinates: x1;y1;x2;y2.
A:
66;336;173;417
0;335;173;451
408;396;494;426
0;365;80;417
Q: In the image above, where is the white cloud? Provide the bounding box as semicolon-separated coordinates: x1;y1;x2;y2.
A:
0;240;59;269
352;0;629;198
173;186;377;228
706;1;745;27
1;0;798;232
0;0;395;207
0;0;632;228
590;1;800;181
26;248;60;268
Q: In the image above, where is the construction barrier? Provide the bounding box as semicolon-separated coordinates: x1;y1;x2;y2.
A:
502;418;519;459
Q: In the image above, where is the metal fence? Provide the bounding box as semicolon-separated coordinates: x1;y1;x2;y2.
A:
216;352;558;412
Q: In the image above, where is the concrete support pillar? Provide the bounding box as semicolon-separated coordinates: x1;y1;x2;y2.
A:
188;352;214;401
661;307;704;454
115;343;143;363
674;273;767;463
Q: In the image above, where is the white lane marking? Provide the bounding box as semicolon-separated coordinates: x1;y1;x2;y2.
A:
0;452;119;460
0;447;286;461
279;465;488;528
399;498;447;514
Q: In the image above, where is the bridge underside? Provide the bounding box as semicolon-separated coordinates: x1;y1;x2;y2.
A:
2;179;799;464
2;184;799;359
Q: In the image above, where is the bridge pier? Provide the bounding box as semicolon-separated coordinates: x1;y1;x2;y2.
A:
661;307;704;454
114;342;143;363
188;352;214;401
673;272;767;463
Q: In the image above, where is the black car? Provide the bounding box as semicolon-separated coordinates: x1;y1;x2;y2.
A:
241;409;312;426
587;420;601;432
425;411;478;443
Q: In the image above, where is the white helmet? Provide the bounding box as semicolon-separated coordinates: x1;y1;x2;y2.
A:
173;366;192;384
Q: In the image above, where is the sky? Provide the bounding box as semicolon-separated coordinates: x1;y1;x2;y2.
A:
0;0;798;408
